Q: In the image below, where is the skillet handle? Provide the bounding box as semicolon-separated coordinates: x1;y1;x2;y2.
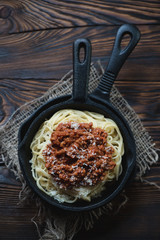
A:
72;38;91;102
91;24;140;101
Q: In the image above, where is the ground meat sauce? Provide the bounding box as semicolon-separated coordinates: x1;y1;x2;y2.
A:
43;122;115;189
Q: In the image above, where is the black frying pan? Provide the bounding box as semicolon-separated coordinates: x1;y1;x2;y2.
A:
18;24;140;212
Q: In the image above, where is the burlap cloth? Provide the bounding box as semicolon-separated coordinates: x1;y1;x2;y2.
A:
0;62;159;240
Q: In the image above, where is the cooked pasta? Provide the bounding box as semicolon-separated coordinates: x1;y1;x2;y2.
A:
30;109;124;203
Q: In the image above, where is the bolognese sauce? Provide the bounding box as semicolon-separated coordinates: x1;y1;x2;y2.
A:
43;122;115;189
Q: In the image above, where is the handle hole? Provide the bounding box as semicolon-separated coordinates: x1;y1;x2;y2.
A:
78;43;86;63
120;33;132;53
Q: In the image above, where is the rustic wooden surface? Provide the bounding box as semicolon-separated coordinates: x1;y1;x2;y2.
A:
0;1;160;239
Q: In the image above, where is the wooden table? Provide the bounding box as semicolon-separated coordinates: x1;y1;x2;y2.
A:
0;1;160;239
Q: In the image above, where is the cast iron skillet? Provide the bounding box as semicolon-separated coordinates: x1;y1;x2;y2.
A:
18;24;140;212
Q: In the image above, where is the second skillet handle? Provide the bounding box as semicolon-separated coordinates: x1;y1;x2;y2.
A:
72;38;91;102
92;24;140;100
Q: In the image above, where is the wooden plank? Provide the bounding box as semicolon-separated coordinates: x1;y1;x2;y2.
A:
0;25;159;80
76;204;160;240
0;184;39;240
0;176;160;239
0;0;160;34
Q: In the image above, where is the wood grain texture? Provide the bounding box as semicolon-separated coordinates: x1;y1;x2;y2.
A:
0;0;160;34
0;183;39;240
0;0;160;239
0;78;58;124
0;25;159;80
0;168;160;240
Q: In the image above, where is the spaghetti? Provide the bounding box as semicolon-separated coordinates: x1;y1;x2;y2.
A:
30;109;124;203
